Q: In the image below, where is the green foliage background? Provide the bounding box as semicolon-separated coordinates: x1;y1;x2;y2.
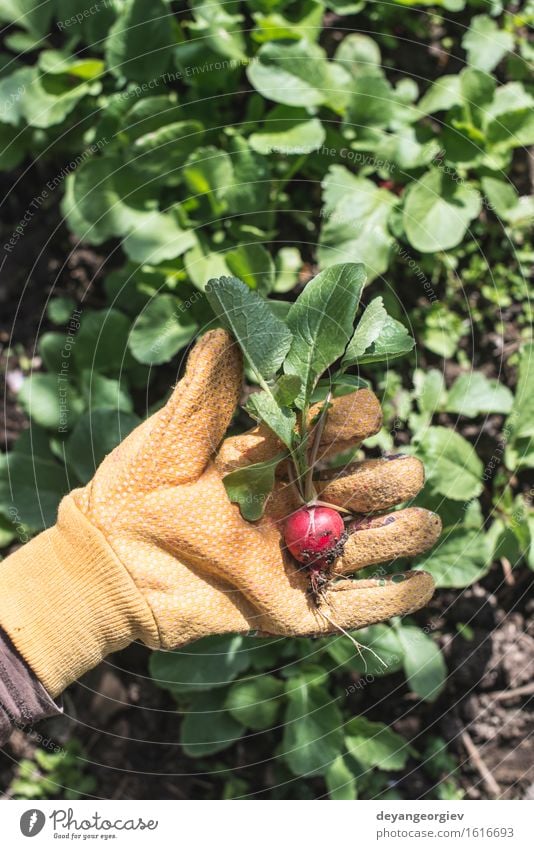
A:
0;0;532;800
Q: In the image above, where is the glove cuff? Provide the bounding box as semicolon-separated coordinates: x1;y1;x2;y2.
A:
0;495;159;697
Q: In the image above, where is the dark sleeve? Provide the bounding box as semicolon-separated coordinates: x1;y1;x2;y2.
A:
0;628;61;746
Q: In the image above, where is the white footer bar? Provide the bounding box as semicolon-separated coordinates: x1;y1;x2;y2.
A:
1;799;532;848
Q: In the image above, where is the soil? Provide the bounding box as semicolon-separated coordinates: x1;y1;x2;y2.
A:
1;146;533;803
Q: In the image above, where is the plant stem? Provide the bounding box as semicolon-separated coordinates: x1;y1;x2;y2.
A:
304;391;332;503
274;154;308;202
287;459;305;504
296;404;310;500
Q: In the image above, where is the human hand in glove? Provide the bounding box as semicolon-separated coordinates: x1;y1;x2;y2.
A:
0;330;440;697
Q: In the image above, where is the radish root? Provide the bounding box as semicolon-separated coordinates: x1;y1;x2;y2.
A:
317;605;388;673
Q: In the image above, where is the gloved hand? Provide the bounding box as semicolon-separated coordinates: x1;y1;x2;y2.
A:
0;330;440;697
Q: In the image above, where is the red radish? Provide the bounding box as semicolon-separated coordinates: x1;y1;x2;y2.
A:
284;506;346;567
284;506;386;666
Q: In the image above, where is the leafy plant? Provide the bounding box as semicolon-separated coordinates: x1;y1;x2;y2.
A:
10;741;96;800
150;618;448;798
206;265;413;514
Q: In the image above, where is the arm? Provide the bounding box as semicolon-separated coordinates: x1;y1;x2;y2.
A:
0;629;60;746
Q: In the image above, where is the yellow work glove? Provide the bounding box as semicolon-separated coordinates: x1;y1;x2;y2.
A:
0;330;440;697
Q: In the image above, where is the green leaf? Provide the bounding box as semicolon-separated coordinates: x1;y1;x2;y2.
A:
79;371;133;414
126;120;204;178
403;169;481;253
225;243;275;294
223;133;271;216
334;33;382;79
274;247;302;294
462;15;514;73
345;75;397;128
103;265;160;316
249;105;325;155
343;299;414;367
47;297;76;326
105;0;174;83
149;635;252;694
252;0;324;43
395;624;446;702
485;83;534;150
225;675;284;730
417;75;462;115
481;175;518;218
38;50;105;80
38;332;72;375
506;343;534;439
0;429;69;530
528;517;534;571
505;343;534;471
460;67;497;129
246;391;296;448
416;426;484;501
184;241;231;291
272;374;302;406
486;514;527;569
62;157;150;245
205;275;293;381
0;514;16;549
34;74;100;129
0;0;53;38
181;689;244;757
374;124;441;171
1;66;100;129
187;0;246;62
415;527;491;588
122;210;196;264
223;453;285;521
129;295;198;365
183;145;233;213
420;302;466;359
65;409;140;483
356;317;414;365
122;95;183;142
414;368;447;416
69;0;119;43
413;488;482;530
0;67;31;125
4;29;44;51
17;374;83;431
247;39;338;108
311;373;369;403
345;716;411;771
445;372;513;417
435;0;466;11
0;121;26;169
325;755;358;800
318;168;397;280
326;623;404;676
74;309;131;373
284;263;366;406
439;125;484;169
503;195;534;229
281;674;344;776
347;305;392;368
